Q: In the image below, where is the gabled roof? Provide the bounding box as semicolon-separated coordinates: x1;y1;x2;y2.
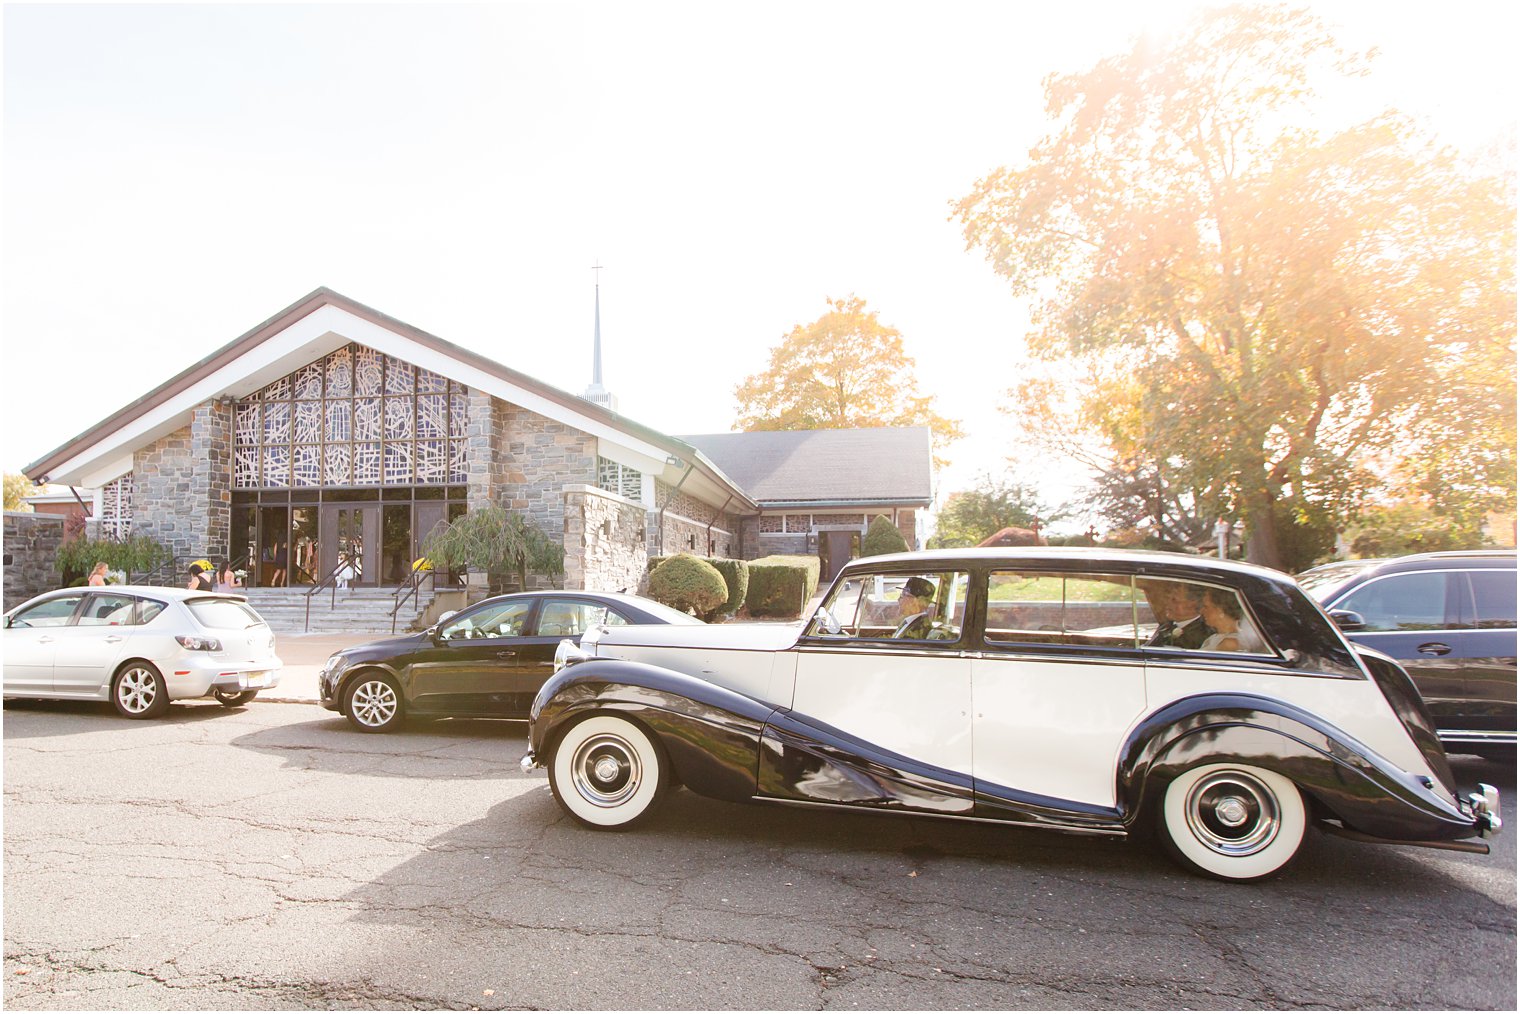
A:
677;427;933;507
24;287;757;512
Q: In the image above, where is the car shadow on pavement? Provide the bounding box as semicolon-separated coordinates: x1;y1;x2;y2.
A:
227;709;532;781
333;763;1514;936
0;697;240;739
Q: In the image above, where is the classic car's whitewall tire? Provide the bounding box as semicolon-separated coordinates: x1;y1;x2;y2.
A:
1160;763;1307;881
549;714;669;830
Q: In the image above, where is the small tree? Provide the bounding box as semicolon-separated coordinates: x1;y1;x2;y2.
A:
861;515;910;557
421;506;564;592
647;554;728;617
929;477;1047;548
54;534;172;584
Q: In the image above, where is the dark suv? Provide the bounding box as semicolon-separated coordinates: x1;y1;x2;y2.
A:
1298;550;1516;762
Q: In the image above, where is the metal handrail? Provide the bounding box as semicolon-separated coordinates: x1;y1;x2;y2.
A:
390;566;434;634
303;554;358;633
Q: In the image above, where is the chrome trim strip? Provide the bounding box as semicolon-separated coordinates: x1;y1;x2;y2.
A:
1141;658;1360;680
1437;729;1518;744
794;644;968;658
751;796;1128;837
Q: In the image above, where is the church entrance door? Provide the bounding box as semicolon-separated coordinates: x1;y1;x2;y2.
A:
320;503;380;586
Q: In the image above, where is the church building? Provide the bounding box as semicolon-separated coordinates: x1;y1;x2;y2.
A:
22;288;932;593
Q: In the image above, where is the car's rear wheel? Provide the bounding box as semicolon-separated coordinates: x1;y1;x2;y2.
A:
549;714;670;830
343;672;403;733
213;689;258;708
112;662;170;720
1159;763;1307;882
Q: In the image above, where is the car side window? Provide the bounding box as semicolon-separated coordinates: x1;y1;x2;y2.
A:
77;593;141;627
1337;573;1448;632
137;599;167;625
1463;571;1517;630
986;572;1136;648
535;600;629;637
440;600;534;640
810;571;968;643
8;595;85;628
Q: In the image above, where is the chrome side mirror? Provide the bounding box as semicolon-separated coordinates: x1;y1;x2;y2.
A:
814;606;841;635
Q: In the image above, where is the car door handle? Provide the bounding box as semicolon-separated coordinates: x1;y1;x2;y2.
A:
495;650;517;659
1417;642;1452;656
37;635;54;644
104;635;124;644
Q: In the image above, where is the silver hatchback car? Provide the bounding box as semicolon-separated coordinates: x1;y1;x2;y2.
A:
3;586;282;718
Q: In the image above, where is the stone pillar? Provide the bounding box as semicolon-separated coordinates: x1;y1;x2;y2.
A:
563;485;648;593
192;398;233;559
465;388;505;513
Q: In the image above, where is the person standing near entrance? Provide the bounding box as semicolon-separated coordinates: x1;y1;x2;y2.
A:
271;542;288;587
87;562;109;586
214;560;240;593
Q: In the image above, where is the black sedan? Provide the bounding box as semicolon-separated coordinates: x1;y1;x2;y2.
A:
318;591;700;732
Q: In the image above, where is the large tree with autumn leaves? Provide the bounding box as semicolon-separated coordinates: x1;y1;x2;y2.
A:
733;296;963;465
956;4;1515;569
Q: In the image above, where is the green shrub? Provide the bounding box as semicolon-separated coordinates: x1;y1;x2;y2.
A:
862;515;910;557
648;554;749;620
744;554;821;618
648;553;729;617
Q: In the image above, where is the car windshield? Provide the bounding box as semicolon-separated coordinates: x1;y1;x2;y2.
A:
187;598;267;629
1296;561;1377;600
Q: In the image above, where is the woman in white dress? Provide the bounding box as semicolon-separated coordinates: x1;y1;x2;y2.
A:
1198;587;1266;653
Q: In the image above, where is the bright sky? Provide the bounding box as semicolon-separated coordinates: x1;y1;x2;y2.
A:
3;1;1515;530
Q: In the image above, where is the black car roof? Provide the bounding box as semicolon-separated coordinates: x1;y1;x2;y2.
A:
1367;551;1516;574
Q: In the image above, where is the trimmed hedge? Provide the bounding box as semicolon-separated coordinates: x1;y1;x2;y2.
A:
647;554;749;619
647;554;728;617
744;554;822;618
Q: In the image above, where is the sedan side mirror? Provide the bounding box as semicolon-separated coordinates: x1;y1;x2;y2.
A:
813;606;841;635
1328;609;1366;631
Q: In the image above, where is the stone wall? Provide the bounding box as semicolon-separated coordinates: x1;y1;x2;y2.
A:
126;399;234;562
2;512;65;610
193;399;233;557
563;485;648;593
502;404;597;546
465;388;509;514
652;480;741;559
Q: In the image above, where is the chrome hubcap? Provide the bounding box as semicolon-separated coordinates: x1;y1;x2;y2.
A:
117;669;157;713
571;733;641;808
351;681;398;727
1185;771;1280;856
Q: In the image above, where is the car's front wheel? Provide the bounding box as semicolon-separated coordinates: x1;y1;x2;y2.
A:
112;662;169;720
549;714;670;830
343;672;404;733
213;689;258;708
1159;763;1307;881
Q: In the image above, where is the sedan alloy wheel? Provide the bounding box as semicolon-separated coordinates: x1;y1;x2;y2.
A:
344;673;403;732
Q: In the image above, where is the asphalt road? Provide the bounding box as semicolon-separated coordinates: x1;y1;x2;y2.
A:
3;698;1515;1010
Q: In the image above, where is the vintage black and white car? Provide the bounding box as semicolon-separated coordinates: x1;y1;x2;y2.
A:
522;549;1501;881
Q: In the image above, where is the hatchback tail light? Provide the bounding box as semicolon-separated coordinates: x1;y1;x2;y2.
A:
176;635;222;651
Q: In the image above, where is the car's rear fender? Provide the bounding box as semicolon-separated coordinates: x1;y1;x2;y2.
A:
530;659;775;802
1119;693;1481;842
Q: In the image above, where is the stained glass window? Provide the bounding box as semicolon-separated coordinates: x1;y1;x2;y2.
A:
597;457;642;501
231;342;467;488
100;472;133;540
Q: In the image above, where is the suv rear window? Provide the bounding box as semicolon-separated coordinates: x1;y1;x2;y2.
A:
187;599;266;629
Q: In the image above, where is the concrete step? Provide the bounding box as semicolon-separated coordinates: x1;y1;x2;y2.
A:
241;588;433;634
